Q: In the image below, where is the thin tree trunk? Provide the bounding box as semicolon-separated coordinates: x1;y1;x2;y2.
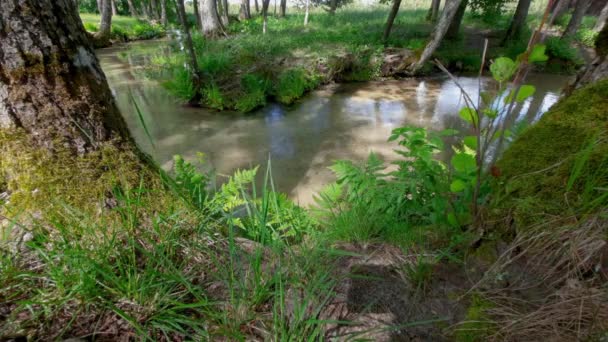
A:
200;0;222;36
221;0;230;25
240;0;252;19
142;0;151;18
193;0;202;28
426;0;441;21
594;1;608;31
329;0;338;14
279;0;286;17
175;0;203;104
409;0;463;73
262;0;271;32
502;0;532;43
97;0;113;42
562;0;592;37
111;0;117;15
549;0;570;26
255;0;259;13
160;0;168;25
150;0;159;19
97;0;102;13
0;0;131;152
445;0;467;39
304;0;310;25
383;0;402;44
127;0;138;16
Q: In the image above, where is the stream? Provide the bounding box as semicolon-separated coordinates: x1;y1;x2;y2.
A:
97;40;572;206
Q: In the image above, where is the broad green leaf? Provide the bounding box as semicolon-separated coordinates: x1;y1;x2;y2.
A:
529;44;549;63
459;107;477;124
463;136;478;150
451;153;476;174
490;57;517;82
439;128;459;136
505;85;536;103
450;179;467;192
447;212;459;227
483;108;498;119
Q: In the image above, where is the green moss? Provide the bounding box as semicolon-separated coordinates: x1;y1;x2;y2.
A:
495;79;608;228
455;294;495;342
0;129;176;236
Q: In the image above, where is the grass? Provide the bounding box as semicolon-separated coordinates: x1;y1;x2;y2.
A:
80;13;165;41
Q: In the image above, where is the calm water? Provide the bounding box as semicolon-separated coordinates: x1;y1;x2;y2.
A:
97;40;571;205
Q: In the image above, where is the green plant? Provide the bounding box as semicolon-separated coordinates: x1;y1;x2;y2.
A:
401;256;435;291
205;83;226;110
576;28;599;48
83;22;98;32
275;68;312;104
172;153;210;210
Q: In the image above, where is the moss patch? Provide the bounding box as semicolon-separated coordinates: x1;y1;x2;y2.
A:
495;79;608;228
455;294;495;342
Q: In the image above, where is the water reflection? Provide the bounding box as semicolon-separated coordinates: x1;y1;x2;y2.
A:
97;41;572;206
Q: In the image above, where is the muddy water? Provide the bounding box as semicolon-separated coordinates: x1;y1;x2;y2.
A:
97;41;571;206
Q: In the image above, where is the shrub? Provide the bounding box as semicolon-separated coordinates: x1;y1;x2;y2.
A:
275;68;312;105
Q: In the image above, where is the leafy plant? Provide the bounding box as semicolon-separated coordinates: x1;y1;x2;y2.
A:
172;154;211;210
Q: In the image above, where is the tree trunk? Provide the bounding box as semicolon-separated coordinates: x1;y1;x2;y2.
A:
329;0;338;14
279;0;286;17
127;0;138;16
562;0;592;38
255;0;259;13
193;0;202;28
445;0;467;40
111;0;117;15
383;0;402;44
175;0;203;104
409;0;463;73
502;0;532;44
240;0;252;19
97;0;102;13
426;0;441;22
262;0;271;32
594;1;608;32
160;0;168;25
566;24;608;93
304;0;310;25
142;0;151;19
221;0;230;25
549;0;569;26
0;0;131;153
200;0;222;36
150;0;159;19
97;0;113;42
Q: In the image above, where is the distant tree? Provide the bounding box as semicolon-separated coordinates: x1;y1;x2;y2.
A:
175;0;203;104
409;0;464;73
255;0;260;13
240;0;252;19
329;0;338;14
548;0;570;25
193;0;202;28
111;0;117;15
594;1;608;32
0;0;132;153
562;0;592;38
383;0;402;43
200;0;222;36
262;0;271;32
445;0;468;39
97;0;113;43
126;0;138;16
160;0;168;25
220;0;230;25
279;0;287;17
502;0;532;44
426;0;441;22
304;0;310;25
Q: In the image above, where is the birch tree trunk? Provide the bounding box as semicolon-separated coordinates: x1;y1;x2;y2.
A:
594;1;608;32
0;0;131;153
409;0;463;73
383;0;402;43
502;0;532;43
200;0;222;36
562;0;591;37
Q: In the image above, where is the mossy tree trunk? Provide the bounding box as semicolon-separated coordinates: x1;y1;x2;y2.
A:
445;0;468;40
562;0;591;38
409;0;463;73
383;0;402;44
0;0;131;153
502;0;532;44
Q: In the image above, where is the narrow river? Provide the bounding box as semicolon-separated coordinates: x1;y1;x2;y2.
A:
98;40;572;206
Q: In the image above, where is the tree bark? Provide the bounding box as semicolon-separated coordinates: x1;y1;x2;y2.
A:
279;0;286;17
304;0;310;25
175;0;203;104
127;0;138;16
445;0;467;40
594;1;608;32
426;0;441;22
220;0;230;25
383;0;402;44
111;0;117;15
200;0;222;36
562;0;592;38
97;0;102;13
255;0;259;13
566;24;608;94
329;0;338;14
502;0;532;44
97;0;113;42
193;0;202;29
409;0;464;73
160;0;168;25
240;0;252;19
549;0;570;26
0;0;131;153
150;0;159;19
262;0;271;32
142;0;151;19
